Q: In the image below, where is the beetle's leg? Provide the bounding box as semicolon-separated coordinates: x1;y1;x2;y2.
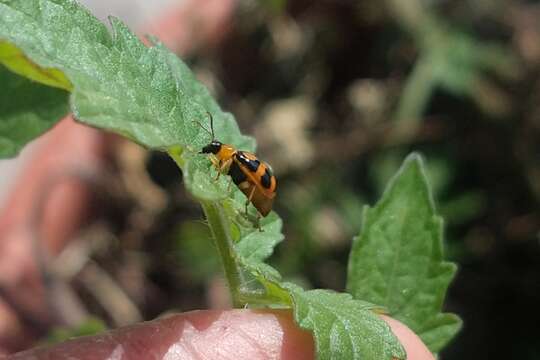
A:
245;185;257;215
227;177;233;193
214;158;233;181
209;155;221;180
256;213;263;232
209;154;220;168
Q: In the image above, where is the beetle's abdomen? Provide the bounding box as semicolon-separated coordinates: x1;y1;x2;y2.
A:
228;160;247;185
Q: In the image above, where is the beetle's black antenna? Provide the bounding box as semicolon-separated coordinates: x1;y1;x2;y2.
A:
193;111;215;141
207;111;215;140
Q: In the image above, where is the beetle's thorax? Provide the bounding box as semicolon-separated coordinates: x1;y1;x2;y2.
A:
216;143;237;160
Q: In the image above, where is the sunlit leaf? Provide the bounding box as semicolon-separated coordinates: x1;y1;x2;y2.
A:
347;153;462;352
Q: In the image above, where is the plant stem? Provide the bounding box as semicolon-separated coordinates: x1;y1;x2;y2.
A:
201;201;243;308
168;146;243;307
237;291;291;307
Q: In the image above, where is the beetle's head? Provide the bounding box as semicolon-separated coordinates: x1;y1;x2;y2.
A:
200;140;222;154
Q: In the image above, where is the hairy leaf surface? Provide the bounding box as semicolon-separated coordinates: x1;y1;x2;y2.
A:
347;153;461;352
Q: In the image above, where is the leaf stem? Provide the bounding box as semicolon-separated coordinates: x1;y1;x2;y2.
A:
237;291;290;307
201;201;243;308
168;147;243;307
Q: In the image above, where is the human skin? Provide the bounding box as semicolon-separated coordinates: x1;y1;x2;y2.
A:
7;310;434;360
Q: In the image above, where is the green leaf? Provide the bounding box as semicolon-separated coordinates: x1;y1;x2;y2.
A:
0;0;252;150
46;317;107;344
240;258;286;298
233;211;286;300
347;153;462;353
0;0;253;199
285;283;405;360
236;258;405;360
0;66;68;157
236;212;284;262
0;40;72;91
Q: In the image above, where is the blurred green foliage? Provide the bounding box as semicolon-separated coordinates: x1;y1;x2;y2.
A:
46;318;106;344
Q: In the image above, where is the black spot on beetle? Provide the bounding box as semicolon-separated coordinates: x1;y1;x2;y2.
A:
260;169;272;189
236;152;260;172
228;161;247;185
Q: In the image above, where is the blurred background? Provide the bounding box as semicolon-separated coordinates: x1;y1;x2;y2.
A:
0;0;539;358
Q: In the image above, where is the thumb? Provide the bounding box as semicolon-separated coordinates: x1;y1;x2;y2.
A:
9;310;313;360
9;310;433;360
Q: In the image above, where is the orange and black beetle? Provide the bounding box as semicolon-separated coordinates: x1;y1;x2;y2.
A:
198;113;277;217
